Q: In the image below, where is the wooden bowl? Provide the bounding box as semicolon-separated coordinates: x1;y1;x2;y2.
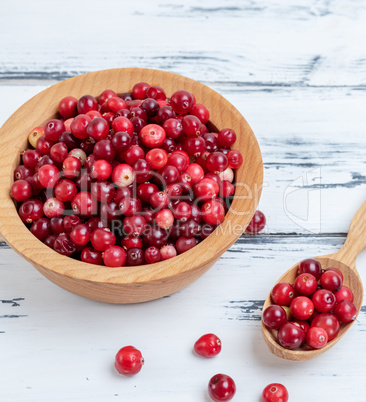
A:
0;68;263;304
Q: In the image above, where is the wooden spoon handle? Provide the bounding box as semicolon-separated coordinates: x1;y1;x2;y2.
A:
333;200;366;268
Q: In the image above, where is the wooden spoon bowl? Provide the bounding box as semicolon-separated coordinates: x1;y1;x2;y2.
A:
262;201;365;361
0;68;263;304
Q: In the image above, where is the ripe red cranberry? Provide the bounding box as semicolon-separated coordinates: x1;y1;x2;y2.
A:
50;217;64;234
112;116;134;136
227;150;243;169
14;165;33;181
43;197;64;219
121;235;143;250
44;234;57;249
156;106;176;124
11;179;32;202
115;345;144;376
164;183;183;198
290;296;314;320
194;333;221;358
63;215;82;233
144;246;161;264
160;245;177;260
91;159;112;180
106;97;127;113
111;131;132;152
291;320;310;333
262;383;289;402
137;183;159;204
182;115;202;136
70;114;91;139
112;164;135;187
312;289;336;313
150;191;170;210
306;326;328;349
132;82;150;99
194;178;219;202
262;305;287;329
311;313;340;341
320;270;343;292
163;118;183;139
161;137;177;153
172;201;192;222
91;180;115;202
38;164;61;190
22;149;41;168
19;199;44;224
50;142;68;164
160;165;179;185
184;136;206;156
191;103;209;124
71;191;97;217
62;156;82;179
176;236;196;254
206;152;229;173
146;85;166;101
103;245;127;267
154;209;174;230
30;217;51;241
334;300;357;323
201;200;225;225
93;139;116;161
186;163;204;184
246;211;266;233
90;228;116;251
130;106;148;121
98;89;117;105
294;273;318;296
81;247;103;265
122;144;144;165
144;225;168;248
298;258;322;280
126;247;145;266
44;119;65;142
54;233;77;256
59;131;80;150
326;267;344;281
140;98;159;117
277;322;305;349
100;201;122;222
146;148;168;170
139;124;166;148
70;224;91;246
334;285;354;303
86;117;109;141
77;95;98;114
123;215;147;236
218;128;236;147
180;219;200;238
208;373;236;402
119;197;142;217
170;90;194;115
134;159;153;183
87;216;107;232
168;151;189;173
58;96;78;119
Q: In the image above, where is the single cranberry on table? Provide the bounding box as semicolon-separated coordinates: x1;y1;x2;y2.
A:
208;373;236;402
194;333;221;358
262;383;289;402
115;346;144;376
246;210;266;233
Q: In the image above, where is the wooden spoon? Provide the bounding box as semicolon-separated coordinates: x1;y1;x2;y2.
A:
262;201;365;361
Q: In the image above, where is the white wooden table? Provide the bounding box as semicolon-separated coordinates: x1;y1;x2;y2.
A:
1;1;366;400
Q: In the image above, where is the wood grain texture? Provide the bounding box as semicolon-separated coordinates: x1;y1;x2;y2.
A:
0;68;263;303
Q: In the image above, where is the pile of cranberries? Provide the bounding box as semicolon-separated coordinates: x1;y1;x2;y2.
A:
115;335;288;402
12;83;244;267
262;258;357;350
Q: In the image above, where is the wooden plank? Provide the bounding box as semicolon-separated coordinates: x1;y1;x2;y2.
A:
0;235;365;401
1;82;366;235
1;0;366;86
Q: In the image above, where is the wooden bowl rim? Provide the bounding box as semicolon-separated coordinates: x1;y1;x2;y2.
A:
0;68;263;285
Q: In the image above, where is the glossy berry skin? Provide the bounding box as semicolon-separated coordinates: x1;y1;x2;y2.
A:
155;209;174;229
206;152;229;173
227;150;243;169
144;246;161;264
312;289;336;313
91;180;115;203
115;346;144;376
334;300;357;323
123;215;147;236
218;129;236;147
90;228;116;251
77;95;98;114
146;148;168;170
146;85;166;101
38;164;60;188
262;305;287;329
91;159;112;180
11;179;32;202
70;114;91;139
306;326;328;349
103;245;127;267
126;247;145;266
54;233;77;256
70;224;91;246
121;235;143;250
277;322;305;349
132;82;150;99
182;115;202;136
163;118;183;139
62;156;82;179
201;200;225;225
30;217;51;241
175;236;196;254
81;247;103;265
208;373;236;402
311;313;340;341
58;96;78;119
191;103;209;124
19;199;44;223
290;296;314;320
194;333;221;358
262;383;289;402
294;273;318;296
71;192;97;217
86;117;109;141
112;164;135;187
298;258;322;280
160;245;177;260
170;90;194;115
334;285;354;303
50;142;68;163
194;178;219;202
246;210;266;233
111;131;131;152
186;163;204;184
63;215;82;233
326;267;344;281
271;283;295;306
320;270;343;292
43;197;64;219
44;119;65;142
139;124;166;148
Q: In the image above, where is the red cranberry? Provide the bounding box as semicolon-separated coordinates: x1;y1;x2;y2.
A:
306;327;328;349
170;90;194;115
112;116;134;136
144;246;161;264
86;117;109;141
91;159;112;180
262;305;287;329
146;85;166;101
334;285;354;303
91;180;115;202
58;96;78;119
36;136;54;155
106;97;127;113
111;132;131;152
44;234;57;249
86;217;106;232
71;191;97;217
218;128;236;147
176;236;196;254
156;106;176;124
93;139;116;161
30;217;51;241
172;201;192;222
137;183;159;204
50;217;64;234
103;245;127;267
160;165;179;185
43;197;64;219
22;149;41;168
334;300;357;323
90;228;116;251
81;247;103;265
123;215;147;236
44;119;65;142
294;273;318;296
132;82;150;99
50;142;68;164
11;179;32;202
326;267;344;281
19;199;44;223
227;150;243;169
150;191;169;210
14;165;33;181
208;373;236;402
320;270;343;292
115;345;144;376
112;164;135;187
63;215;82;233
70;224;91;246
126;247;145;266
262;383;289;402
139;124;166;148
154;209;174;230
62;156;82;179
311;313;340;341
124;145;145;166
59;131;80;150
194;178;219;202
180;219;200;238
119;197;142;217
312;289;336;313
271;282;298;306
201;200;225;225
53;233;77;256
290;296;314;320
77;95;98;114
206;152;229;173
134;159;153;183
144;225;168;248
277;322;305;349
194;333;221;358
146;148;168;170
163;118;183;139
70;114;91;139
182;115;201;136
298;258;322;280
185;163;204;184
191;103;209;124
